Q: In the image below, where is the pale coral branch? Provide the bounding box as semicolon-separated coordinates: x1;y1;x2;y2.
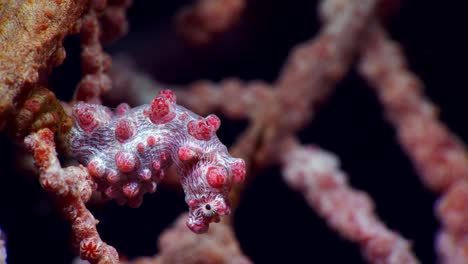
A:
358;24;468;193
258;0;377;154
73;10;112;105
71;0;132;105
358;23;468;264
226;0;378;168
281;139;419;264
24;128;119;264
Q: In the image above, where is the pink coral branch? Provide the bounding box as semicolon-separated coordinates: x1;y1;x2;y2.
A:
74;11;112;104
358;24;468;263
24;128;119;264
264;0;378;139
358;24;468;193
73;0;132;105
281;139;419;263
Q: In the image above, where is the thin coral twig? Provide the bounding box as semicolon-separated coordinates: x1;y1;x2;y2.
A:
24;128;119;264
281;139;419;263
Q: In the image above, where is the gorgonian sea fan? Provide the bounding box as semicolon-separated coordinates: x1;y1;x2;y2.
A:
67;89;246;233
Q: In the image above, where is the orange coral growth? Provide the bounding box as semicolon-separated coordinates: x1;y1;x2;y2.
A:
0;0;88;129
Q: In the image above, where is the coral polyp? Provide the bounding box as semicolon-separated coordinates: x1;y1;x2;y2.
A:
67;89;245;232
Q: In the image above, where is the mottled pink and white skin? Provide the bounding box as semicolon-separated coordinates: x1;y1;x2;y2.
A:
67;89;246;233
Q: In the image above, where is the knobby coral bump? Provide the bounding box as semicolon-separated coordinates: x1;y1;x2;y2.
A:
68;89;246;233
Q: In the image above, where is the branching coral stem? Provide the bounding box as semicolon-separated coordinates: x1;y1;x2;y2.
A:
24;128;119;264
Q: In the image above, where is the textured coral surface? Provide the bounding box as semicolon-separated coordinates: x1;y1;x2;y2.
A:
0;0;87;128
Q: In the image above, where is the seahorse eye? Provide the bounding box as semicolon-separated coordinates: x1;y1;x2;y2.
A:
205;204;211;210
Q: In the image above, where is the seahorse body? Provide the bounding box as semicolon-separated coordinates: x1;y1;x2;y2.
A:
68;90;245;233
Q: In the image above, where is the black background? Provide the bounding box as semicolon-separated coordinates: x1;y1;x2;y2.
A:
1;0;468;263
